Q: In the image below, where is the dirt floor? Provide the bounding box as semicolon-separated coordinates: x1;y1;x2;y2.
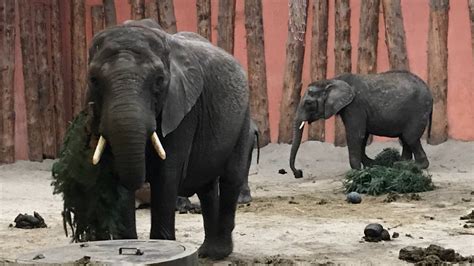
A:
1;140;473;265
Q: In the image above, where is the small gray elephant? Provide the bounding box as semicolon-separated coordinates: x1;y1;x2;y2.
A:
290;70;433;178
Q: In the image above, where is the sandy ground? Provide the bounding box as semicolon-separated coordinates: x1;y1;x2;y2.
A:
0;140;473;265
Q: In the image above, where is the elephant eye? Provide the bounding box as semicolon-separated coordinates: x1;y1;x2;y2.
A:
89;76;99;87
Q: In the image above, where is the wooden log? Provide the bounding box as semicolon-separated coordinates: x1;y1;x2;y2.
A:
91;5;105;36
217;0;236;54
357;0;380;145
51;0;67;153
130;0;145;20
19;0;43;161
157;0;177;33
103;0;117;27
427;0;449;145
0;0;16;163
245;0;270;146
196;0;212;40
308;0;328;142
334;0;351;147
469;0;474;63
145;0;159;23
71;0;87;117
381;0;409;70
35;3;57;158
278;0;309;143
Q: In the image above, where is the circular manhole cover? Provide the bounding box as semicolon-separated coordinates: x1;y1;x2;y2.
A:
16;240;198;265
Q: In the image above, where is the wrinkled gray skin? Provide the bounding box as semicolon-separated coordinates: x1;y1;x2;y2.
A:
86;19;251;259
177;119;259;210
290;71;433;178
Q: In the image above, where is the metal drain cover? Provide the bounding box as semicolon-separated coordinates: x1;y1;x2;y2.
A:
16;240;198;265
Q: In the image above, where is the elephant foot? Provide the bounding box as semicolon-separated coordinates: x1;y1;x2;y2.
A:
176;197;201;214
237;190;252;204
198;237;233;260
362;157;375;168
416;158;429;169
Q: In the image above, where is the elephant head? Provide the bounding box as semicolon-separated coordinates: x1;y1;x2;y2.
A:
289;79;355;178
86;19;203;190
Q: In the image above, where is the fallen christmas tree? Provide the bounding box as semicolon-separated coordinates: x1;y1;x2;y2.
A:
51;111;128;242
343;148;435;196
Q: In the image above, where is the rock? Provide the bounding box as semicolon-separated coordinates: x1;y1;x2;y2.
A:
346;192;362;204
364;223;384;238
415;255;441;265
381;229;391;241
399;246;425;262
392;232;399;238
278;169;287;174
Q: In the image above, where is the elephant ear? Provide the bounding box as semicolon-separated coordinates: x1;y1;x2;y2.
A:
323;80;355;119
161;39;204;137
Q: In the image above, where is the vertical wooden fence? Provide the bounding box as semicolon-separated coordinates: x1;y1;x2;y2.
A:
1;0;472;163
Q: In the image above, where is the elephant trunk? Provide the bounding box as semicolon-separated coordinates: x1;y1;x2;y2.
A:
289;118;304;179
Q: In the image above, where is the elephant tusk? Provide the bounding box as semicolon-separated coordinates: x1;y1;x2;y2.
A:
299;121;306;130
151;132;166;160
92;136;106;165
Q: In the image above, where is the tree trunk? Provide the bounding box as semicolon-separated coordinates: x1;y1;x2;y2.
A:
130;0;145;20
278;0;309;144
51;0;67;153
91;5;104;36
103;0;117;27
0;0;16;163
308;0;328;142
245;0;270;146
145;0;159;23
334;0;351;147
196;0;212;41
469;0;474;63
217;0;236;54
157;0;177;33
19;0;43;161
71;0;87;117
35;4;57;158
381;0;409;70
357;0;380;145
427;0;449;145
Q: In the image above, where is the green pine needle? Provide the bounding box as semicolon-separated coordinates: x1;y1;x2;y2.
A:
51;111;128;242
344;149;434;196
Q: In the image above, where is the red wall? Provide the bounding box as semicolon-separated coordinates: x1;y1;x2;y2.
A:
13;0;474;160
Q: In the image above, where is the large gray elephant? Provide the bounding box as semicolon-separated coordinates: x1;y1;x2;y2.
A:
290;70;433;178
86;19;251;259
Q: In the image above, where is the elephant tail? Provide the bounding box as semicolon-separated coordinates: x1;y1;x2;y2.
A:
427;108;433;140
254;129;260;164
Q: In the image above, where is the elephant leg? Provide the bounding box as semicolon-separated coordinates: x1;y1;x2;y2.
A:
400;138;413;160
237;144;253;204
149;174;178;240
197;179;219;257
408;139;429;169
361;133;374;168
116;189;138;239
346;130;365;170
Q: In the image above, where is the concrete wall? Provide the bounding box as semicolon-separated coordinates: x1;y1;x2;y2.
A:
12;0;474;160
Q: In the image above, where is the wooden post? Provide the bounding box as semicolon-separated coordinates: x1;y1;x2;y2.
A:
145;0;159;23
35;3;57;158
157;0;177;33
334;0;351;147
381;0;409;70
19;0;43;161
217;0;236;54
51;0;67;153
196;0;212;40
427;0;449;145
469;0;474;63
71;0;87;117
130;0;145;20
308;0;328;142
0;0;16;163
357;0;380;145
91;5;105;36
278;0;309;143
245;0;270;146
103;0;117;27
